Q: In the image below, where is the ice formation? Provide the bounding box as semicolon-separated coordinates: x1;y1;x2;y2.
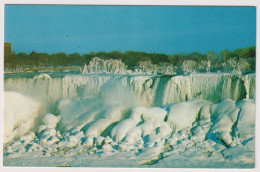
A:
3;72;256;167
4;91;42;143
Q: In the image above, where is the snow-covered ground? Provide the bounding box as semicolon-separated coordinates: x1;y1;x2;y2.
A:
3;73;256;168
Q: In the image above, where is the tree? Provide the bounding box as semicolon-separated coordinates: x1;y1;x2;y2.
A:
108;50;123;59
168;54;183;66
189;52;206;62
68;53;82;66
138;60;153;72
220;49;232;60
50;52;67;67
182;60;197;73
206;51;218;61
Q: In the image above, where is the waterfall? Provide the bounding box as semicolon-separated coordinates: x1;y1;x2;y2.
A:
4;73;255;108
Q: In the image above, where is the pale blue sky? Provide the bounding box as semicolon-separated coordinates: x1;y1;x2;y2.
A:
5;5;256;54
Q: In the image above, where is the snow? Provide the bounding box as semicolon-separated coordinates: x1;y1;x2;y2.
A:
222;145;254;163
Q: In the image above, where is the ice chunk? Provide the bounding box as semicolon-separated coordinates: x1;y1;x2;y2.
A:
111;119;136;142
125;126;142;144
102;143;113;151
37;125;47;134
19;132;35;144
67;135;81;146
130;106;167;123
95;136;105;146
83;136;94;147
118;143;135;151
44;136;59;145
140;120;156;137
104;136;113;144
42;113;61;129
142;107;167;122
40;128;57;138
156;122;172;138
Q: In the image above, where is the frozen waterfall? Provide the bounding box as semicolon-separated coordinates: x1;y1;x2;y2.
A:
4;73;255;108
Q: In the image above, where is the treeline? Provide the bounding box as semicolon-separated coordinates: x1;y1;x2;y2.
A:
4;46;255;72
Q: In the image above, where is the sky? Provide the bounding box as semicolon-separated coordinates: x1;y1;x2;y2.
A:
4;5;256;55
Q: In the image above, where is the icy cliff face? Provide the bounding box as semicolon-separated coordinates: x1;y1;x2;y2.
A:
4;73;255;107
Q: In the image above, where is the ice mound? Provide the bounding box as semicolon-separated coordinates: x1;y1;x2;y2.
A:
111;106;168;143
235;99;255;138
85;107;123;137
166;100;211;130
57;97;128;136
207;98;255;147
209;99;240;145
33;73;51;79
4;91;42;143
131;106;167;123
42;113;61;128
